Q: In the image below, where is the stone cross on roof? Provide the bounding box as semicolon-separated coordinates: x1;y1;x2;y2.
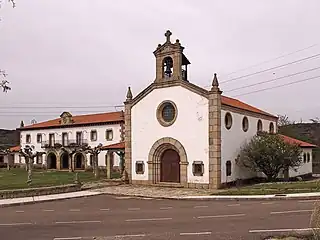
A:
165;30;172;43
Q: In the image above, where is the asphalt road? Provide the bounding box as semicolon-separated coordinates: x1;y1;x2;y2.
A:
0;194;318;240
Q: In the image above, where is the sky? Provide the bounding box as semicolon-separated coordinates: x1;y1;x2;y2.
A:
0;0;320;129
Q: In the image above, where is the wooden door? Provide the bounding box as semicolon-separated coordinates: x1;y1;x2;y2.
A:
160;149;180;183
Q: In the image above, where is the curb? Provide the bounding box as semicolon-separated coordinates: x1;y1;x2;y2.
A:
0;191;104;208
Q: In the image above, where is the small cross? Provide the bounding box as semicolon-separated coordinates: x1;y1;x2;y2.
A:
165;30;172;42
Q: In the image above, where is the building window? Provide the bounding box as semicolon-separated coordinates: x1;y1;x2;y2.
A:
156;100;178;127
242;116;249;132
36;134;42;143
26;134;31;143
90;155;93;166
257;120;263;133
226;161;232;176
62;132;68;146
135;161;145;174
192;161;204;176
303;153;307;163
106;129;113;141
225;112;232;130
269;122;275;133
307;153;311;163
91;130;97;141
36;155;43;164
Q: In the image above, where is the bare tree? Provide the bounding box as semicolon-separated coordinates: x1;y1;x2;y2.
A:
83;143;103;179
277;114;294;126
310;117;320;123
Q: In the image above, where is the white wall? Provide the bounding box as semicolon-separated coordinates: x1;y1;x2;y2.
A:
289;148;313;177
20;123;122;167
131;86;209;184
221;109;277;183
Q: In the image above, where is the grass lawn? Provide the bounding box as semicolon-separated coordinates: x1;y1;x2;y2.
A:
215;180;320;195
0;168;120;190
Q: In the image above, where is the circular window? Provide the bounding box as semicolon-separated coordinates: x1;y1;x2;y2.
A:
157;100;178;127
269;122;274;133
242;116;249;132
225;112;233;130
257;119;263;133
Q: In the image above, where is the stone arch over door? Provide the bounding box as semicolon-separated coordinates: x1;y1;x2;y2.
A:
46;151;58;169
73;152;86;170
148;137;188;186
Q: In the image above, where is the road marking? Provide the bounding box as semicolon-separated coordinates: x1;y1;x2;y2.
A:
128;208;140;211
125;217;172;222
55;220;101;224
227;204;240;207
100;208;110;211
115;196;132;199
15;210;25;213
249;227;319;233
113;234;147;238
270;210;313;215
43;209;54;212
53;237;82;240
0;222;33;226
197;213;245;219
160;207;173;210
69;209;80;212
299;200;319;203
180;231;212;236
193;205;208;208
261;202;274;205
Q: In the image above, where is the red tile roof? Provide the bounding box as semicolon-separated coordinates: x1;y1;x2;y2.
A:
221;96;277;118
20;111;124;130
279;134;317;148
9;145;21;152
102;142;125;150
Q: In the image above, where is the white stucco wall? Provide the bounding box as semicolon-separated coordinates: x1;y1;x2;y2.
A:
20;123;122;167
221;109;277;183
131;86;209;184
289;148;313;177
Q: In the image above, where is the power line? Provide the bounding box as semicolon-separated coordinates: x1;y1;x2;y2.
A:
224;66;320;93
218;53;320;85
220;44;318;77
0;105;124;109
232;75;320;98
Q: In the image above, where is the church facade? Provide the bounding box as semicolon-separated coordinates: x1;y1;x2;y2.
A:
124;30;286;189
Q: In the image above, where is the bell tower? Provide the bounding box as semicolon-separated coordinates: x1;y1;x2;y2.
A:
154;30;190;83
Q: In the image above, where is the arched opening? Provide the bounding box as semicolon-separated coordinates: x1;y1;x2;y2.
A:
47;152;57;169
160;149;180;183
162;56;173;78
257;119;263;133
60;152;69;169
74;153;85;170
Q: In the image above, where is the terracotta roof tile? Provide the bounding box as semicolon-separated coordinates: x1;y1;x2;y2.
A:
21;111;124;130
221;96;277;118
9;145;21;152
102;142;124;150
279;134;317;148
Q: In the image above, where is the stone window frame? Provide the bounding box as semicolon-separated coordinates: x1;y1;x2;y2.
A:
26;134;31;143
307;152;311;163
106;129;113;141
224;112;233;130
303;153;307;163
135;161;145;174
242;116;249;132
156;100;178;127
36;134;42;143
257;119;263;133
90;130;98;142
36;155;43;164
269;122;275;133
192;161;204;176
226;160;232;176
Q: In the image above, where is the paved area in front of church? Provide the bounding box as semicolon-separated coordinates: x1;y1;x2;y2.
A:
0;194;317;240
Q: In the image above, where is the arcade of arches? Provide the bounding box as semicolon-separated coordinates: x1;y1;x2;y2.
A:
46;151;86;170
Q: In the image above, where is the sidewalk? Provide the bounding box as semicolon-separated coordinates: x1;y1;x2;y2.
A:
1;185;320;207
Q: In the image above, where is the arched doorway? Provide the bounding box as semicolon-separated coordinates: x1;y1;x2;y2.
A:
74;153;85;170
60;152;69;169
47;152;57;169
160;149;180;183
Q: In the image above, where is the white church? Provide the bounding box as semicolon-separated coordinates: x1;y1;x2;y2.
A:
6;30;315;189
122;30;315;189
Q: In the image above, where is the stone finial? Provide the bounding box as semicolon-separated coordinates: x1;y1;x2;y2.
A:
126;86;133;100
212;73;219;88
165;30;172;43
